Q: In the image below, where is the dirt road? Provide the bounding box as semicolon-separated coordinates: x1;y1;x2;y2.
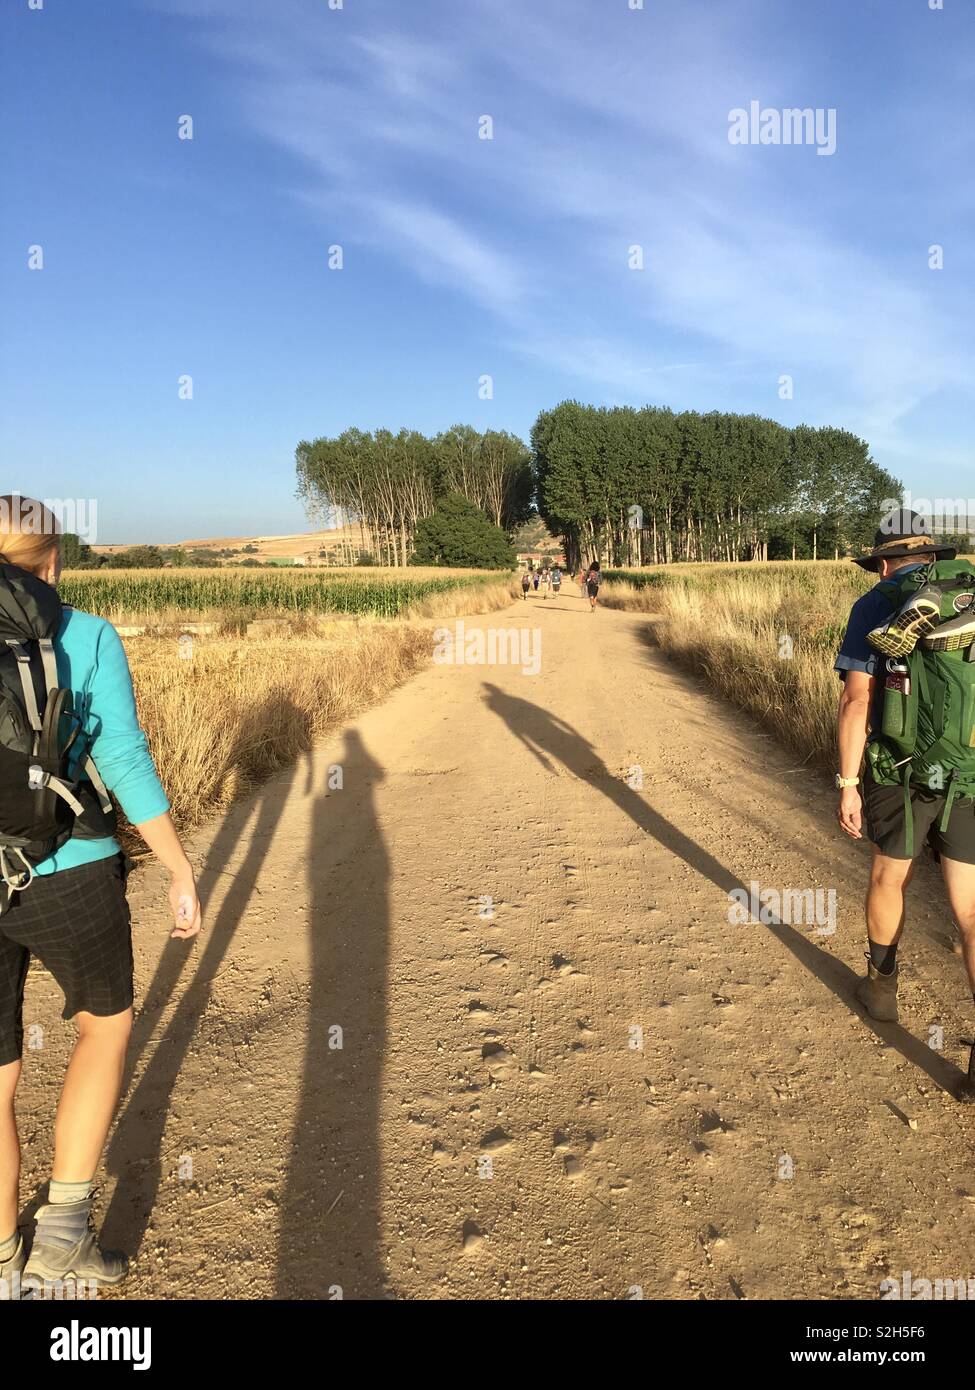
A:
18;592;975;1299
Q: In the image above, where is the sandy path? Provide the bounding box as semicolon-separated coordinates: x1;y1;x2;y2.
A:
17;593;975;1300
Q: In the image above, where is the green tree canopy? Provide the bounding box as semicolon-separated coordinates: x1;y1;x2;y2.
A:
532;401;900;565
60;533;96;568
410;493;516;569
105;545;166;569
296;424;532;566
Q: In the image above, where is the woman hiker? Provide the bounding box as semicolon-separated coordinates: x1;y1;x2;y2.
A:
586;560;602;611
0;497;202;1294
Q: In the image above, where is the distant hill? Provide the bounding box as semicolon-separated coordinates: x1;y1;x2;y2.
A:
91;515;560;566
512;517;561;559
92;525;369;565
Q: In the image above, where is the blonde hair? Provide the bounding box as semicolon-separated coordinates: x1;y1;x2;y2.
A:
0;495;61;576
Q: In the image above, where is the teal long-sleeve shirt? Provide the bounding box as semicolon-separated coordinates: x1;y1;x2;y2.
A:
34;607;170;875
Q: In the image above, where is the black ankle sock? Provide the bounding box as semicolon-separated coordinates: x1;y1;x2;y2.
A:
869;940;898;976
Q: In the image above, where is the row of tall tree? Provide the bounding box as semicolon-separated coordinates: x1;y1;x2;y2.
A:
295;426;533;567
295;406;901;569
532;403;901;569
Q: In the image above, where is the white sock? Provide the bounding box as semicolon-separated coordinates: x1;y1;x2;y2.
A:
48;1178;94;1206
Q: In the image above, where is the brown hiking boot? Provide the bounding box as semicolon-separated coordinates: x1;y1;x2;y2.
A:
855;957;899;1023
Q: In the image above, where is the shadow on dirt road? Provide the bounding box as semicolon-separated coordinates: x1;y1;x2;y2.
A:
482;682;967;1097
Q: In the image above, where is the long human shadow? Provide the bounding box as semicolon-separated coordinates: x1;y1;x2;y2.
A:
274;727;389;1298
481;683;967;1096
100;695;314;1256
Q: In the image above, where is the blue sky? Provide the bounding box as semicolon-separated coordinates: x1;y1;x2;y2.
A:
1;0;972;543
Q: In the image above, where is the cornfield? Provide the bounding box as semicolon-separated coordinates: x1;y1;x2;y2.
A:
59;567;505;622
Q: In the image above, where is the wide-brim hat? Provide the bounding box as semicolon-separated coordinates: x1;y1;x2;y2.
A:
853;509;957;572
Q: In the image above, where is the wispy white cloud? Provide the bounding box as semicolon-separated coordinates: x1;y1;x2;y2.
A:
147;0;974;472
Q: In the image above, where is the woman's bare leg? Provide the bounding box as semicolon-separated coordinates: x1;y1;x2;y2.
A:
53;1009;132;1182
0;1059;21;1238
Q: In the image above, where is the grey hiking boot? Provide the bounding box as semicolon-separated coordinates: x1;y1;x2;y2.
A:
0;1234;26;1300
23;1197;127;1292
921;609;975;653
867;585;943;658
855;957;899;1023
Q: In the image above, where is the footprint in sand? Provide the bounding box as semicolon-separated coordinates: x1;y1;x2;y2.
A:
551;953;582;977
479;951;508;969
481;1042;515;1078
461;1220;485;1253
480;1126;513;1150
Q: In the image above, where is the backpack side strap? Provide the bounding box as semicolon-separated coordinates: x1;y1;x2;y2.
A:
81;755;113;817
901;763;916;859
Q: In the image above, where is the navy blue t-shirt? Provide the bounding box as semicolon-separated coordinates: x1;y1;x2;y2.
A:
834;563;924;735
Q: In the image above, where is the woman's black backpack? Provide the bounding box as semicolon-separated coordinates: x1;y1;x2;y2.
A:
0;563;115;897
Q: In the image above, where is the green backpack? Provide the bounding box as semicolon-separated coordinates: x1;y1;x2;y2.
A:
868;559;975;854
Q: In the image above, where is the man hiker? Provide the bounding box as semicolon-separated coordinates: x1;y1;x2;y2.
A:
835;509;975;1102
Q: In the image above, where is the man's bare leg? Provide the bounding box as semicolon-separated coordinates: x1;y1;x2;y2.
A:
866;847;914;946
939;856;975;994
857;849;915;1022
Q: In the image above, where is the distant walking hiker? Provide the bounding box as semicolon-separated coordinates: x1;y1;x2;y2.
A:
0;496;202;1296
586;561;602;611
541;564;552;599
835;509;975;1102
521;570;531;601
551;565;562;598
533;570;540;592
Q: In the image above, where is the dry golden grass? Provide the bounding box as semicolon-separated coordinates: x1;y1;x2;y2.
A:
598;580;661;613
402;577;521;621
128;628;428;832
120;577;519;836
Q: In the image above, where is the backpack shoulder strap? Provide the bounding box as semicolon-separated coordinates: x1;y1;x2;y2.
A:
31;634;113;817
37;637;59;698
4;640;42;732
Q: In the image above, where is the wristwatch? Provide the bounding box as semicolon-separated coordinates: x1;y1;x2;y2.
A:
835;774;861;789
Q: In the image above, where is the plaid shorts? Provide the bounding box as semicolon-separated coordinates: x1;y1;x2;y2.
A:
0;854;133;1066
